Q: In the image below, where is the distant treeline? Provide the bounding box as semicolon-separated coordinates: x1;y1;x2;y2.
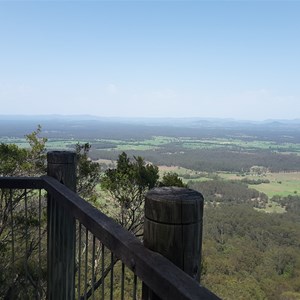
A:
1;118;300;143
3;118;300;173
272;194;300;213
189;179;268;208
92;147;300;173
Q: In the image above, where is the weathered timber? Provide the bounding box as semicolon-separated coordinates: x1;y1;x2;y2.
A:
47;151;76;300
2;154;221;299
42;175;220;300
143;187;204;300
0;177;44;189
47;151;76;191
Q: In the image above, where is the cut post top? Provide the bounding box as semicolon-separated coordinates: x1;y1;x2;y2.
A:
47;151;76;164
145;187;203;225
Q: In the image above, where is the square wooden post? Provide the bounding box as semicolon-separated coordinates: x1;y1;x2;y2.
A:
47;151;76;300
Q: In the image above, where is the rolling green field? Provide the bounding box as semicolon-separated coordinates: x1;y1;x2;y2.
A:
158;164;300;199
158;167;299;213
219;172;300;197
95;136;300;153
179;138;300;153
0;137;87;150
2;134;300;153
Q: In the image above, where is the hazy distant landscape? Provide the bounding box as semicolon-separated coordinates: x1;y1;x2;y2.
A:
2;0;300;298
1;115;300;299
2;115;300;201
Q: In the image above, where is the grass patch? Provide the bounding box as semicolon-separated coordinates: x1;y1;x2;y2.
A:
91;136;300;153
93;136;175;151
255;200;286;214
178;137;300;153
219;172;300;198
0;137;86;150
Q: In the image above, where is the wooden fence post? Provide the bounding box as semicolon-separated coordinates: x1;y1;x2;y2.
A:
143;187;204;300
47;151;76;300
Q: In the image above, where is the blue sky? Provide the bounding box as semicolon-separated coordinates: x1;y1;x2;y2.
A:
0;1;299;120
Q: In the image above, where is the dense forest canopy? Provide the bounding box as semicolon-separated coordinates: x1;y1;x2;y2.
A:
202;204;300;300
94;147;300;173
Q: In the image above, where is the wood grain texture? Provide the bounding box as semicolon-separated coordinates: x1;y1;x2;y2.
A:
47;151;76;191
0;177;44;189
1;166;220;299
143;187;204;300
47;151;76;300
42;175;220;300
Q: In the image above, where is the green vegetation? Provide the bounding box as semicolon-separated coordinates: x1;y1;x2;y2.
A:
189;179;268;209
2;119;300;299
159;172;187;188
219;172;300;198
202;204;300;300
0;127;48;298
0;128;101;299
0;137;87;150
181;137;300;153
101;152;159;236
89;136;300;153
104;136;175;151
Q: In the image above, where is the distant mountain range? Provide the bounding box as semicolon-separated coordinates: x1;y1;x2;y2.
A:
1;114;300;126
1;115;300;142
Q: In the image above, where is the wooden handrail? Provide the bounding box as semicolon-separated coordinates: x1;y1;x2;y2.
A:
0;175;221;300
43;175;220;300
0;177;44;189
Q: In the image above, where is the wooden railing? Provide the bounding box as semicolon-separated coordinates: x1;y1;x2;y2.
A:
0;151;220;300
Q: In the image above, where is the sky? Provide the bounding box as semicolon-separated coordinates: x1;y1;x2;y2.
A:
0;1;299;121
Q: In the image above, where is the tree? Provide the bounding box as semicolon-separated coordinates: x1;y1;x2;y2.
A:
24;124;48;175
0;127;101;299
0;143;28;176
0;125;47;177
160;172;187;188
0;126;48;298
101;152;159;236
75;143;101;202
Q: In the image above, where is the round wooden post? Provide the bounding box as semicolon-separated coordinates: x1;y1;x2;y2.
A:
47;151;76;300
143;187;204;300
